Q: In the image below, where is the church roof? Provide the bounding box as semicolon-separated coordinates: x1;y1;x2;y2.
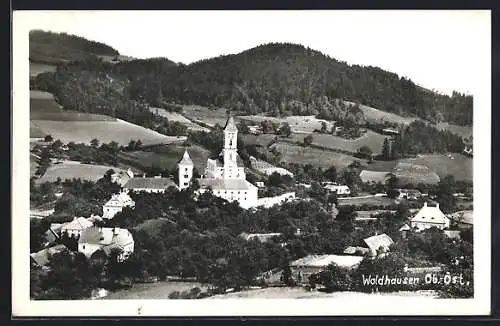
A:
224;116;238;132
198;178;256;191
179;150;193;165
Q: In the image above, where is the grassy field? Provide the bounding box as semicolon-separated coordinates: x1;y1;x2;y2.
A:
270;142;367;169
239;133;277;148
183;105;230;127
289;130;386;155
102;281;207;300
149;107;209;131
435;122;473;139
338;196;396;207
31;119;185;146
399;154;472;181
119;144;211;171
238;115;335;134
343;101;419;125
35;161;123;184
207;287;438;299
29;62;57;77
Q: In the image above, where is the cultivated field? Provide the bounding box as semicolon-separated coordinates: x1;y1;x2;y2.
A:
102;281;207;300
149;107;209;132
289;130;386;155
30;121;47;138
270;143;367;169
35;161;124;184
238;115;335;134
207;287;438;299
31;119;185;146
182;105;231;127
29;62;57;77
119;144;211;171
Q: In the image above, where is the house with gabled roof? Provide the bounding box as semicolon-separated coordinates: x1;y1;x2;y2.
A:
363;233;394;257
410;202;450;231
30;244;69;269
102;191;135;219
78;227;134;262
60;217;94;237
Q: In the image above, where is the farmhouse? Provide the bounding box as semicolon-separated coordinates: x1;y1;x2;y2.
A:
60;217;94;237
323;183;351;196
397;188;422;200
102;191;135;219
359;170;391;184
178;116;259;209
123;175;177;193
289;254;364;283
410;202;450;231
111;168;135;186
78;227;134;262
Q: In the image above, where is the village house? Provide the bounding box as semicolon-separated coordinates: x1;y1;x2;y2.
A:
397;188;422;201
102;191;135;219
410;202;450;231
78;227;135;262
257;192;296;208
448;210;473;230
323;182;351;196
239;232;283;243
60;217;94;237
111;168;135;186
289;254;364;284
363;233;394;257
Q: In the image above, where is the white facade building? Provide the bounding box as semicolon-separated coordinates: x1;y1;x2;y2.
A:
178;116;259;209
60;217;94;237
123;176;177;193
410;202;450;231
78;227;135;262
323;183;351;196
102;192;135;219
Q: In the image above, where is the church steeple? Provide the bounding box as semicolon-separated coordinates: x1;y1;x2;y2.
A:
223;115;238;167
224;116;237;132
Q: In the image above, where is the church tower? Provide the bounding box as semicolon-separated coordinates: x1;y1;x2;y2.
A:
223;116;238;168
178;150;193;190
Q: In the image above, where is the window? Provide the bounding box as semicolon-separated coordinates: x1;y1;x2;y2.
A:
185;168;188;172
82;245;85;249
184;175;189;178
184;182;188;186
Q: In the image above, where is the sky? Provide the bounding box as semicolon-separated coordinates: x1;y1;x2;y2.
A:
17;10;490;95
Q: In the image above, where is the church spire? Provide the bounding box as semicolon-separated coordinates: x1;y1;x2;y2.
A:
224;116;237;132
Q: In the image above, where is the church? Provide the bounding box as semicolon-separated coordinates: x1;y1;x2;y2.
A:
178;116;259;209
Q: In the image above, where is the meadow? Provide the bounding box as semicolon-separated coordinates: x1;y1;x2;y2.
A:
102;281;207;300
35;161;124;184
238;115;335;134
149;107;209;131
29;62;57;77
269;142;367;169
31;119;185;146
182;105;231;127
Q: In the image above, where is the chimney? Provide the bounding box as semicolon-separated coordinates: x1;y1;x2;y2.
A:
423;202;427;207
143;173;146;178
436;203;440;209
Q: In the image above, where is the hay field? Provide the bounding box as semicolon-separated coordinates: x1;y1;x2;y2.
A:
270;143;366;169
30;62;57;77
102;281;207;300
182;105;230;127
338;195;396;207
399;154;472;181
289;130;386;154
31;119;185;146
149;107;209;132
238;115;335;134
119;144;211;170
343;101;419;125
35;161;123;184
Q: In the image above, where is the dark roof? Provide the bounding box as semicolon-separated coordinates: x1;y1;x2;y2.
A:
124;177;177;190
30;244;68;267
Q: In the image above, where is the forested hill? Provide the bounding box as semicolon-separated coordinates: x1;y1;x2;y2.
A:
30;30;121;64
127;42;472;125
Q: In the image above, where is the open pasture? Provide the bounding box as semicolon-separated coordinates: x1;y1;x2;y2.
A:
270;142;366;169
399;154;472;181
102;281;207;300
289;130;386;155
182;105;230;127
35;161;123;184
343;101;419;125
238;115;335;134
31;119;185;146
149;107;209;132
